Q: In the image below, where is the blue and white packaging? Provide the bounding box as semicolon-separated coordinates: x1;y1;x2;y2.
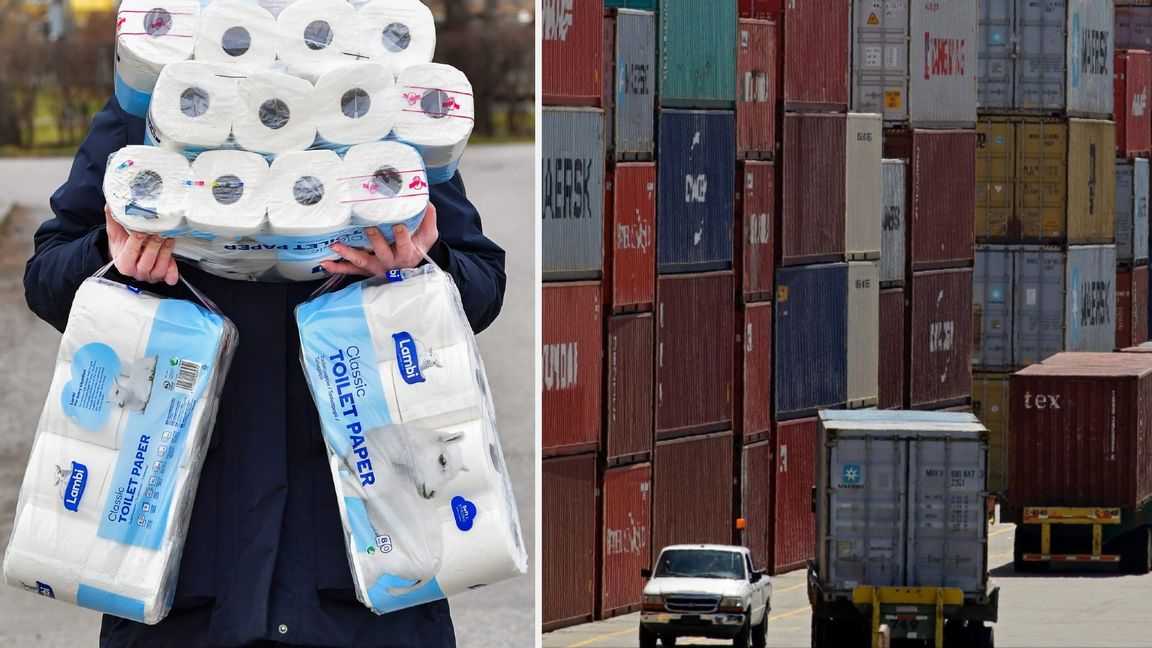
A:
295;265;526;614
3;275;237;624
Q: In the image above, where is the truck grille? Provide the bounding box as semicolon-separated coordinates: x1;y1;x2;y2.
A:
664;595;721;613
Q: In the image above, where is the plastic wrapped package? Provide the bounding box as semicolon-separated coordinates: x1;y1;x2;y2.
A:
295;265;527;614
2;269;238;624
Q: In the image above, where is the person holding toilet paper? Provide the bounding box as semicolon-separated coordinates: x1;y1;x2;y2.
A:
24;92;507;646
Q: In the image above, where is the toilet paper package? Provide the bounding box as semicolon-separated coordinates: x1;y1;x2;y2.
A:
3;274;238;624
393;64;474;184
104;146;191;235
295;265;526;614
114;0;201;117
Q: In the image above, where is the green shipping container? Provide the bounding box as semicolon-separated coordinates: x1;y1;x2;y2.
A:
658;0;736;108
604;0;657;9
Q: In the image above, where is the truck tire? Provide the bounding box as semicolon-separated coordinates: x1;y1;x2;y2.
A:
639;624;657;648
752;611;768;648
660;636;677;647
1122;526;1152;575
965;622;994;648
732;617;751;648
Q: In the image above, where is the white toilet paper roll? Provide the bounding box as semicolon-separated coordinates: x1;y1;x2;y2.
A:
233;71;319;154
393;64;473;174
340;141;429;227
431;490;527;594
378;343;483;427
315;63;398;146
187;150;270;236
275;0;361;82
266;149;351;235
58;279;158;364
114;0;201;93
147;61;242;151
194;0;278;69
356;0;436;73
266;260;329;281
104;146;190;234
22;433;119;526
362;267;469;354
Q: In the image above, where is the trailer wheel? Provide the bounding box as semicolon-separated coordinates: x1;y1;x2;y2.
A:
1122;526;1152;575
639;624;657;648
660;635;677;647
1012;530;1047;573
965;622;994;648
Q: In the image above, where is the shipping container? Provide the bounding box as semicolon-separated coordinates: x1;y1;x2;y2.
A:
736;160;775;301
543;108;606;280
542;0;602;105
971;373;1011;496
880;159;907;285
542;453;598;631
738;0;771;19
978;0;1013;110
656;110;735;272
1116;159;1150;265
652;431;735;552
656;272;735;436
602;12;616;153
1117;5;1152;50
908;268;973;408
605;163;657;312
845;113;882;260
1011;352;1152;510
543;282;603;457
780;113;846;266
1117;265;1150;348
658;1;737;108
737;302;773;443
973;245;1015;371
600;463;652;618
605;313;655;465
1115;49;1152;158
851;0;909;121
847;262;879;408
605;0;656;9
975;118;1015;240
771;0;850;111
737;19;777;158
740;439;773;572
775;264;848;418
608;9;656;159
878;287;906;409
772;417;817;574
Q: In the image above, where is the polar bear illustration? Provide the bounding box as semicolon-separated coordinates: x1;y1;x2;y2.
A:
106;356;157;412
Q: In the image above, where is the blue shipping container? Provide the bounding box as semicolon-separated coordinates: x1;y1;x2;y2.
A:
657;109;735;273
775;263;848;418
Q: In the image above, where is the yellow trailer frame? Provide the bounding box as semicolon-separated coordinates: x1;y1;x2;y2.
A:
1021;507;1122;563
851;586;964;648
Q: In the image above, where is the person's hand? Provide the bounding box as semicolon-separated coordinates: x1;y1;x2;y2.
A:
105;204;179;285
322;203;440;277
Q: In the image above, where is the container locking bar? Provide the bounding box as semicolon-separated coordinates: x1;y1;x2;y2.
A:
1021;507;1122;563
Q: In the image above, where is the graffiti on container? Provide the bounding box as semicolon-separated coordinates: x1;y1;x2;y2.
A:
1087;143;1097;216
1077;27;1110;77
1021;392;1061;410
620;62;650;96
685;175;708;203
1134;89;1147;118
606;511;647;556
748;213;770;245
616;221;652;251
882;204;902;231
542;343;578;391
1078;280;1112;326
542;0;573;42
929;320;954;353
543;158;593;219
923;32;965;79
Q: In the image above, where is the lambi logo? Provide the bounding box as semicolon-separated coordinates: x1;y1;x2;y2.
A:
393;332;426;385
62;461;89;512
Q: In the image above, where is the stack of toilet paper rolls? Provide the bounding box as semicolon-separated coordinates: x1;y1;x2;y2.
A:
2;277;237;624
295;265;527;614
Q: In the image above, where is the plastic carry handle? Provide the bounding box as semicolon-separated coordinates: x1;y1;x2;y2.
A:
92;259;226;316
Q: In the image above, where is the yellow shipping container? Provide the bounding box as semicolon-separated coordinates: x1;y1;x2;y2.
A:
971;373;1010;496
1066;118;1115;244
975;120;1014;239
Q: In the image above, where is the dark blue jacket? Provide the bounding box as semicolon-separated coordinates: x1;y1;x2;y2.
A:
24;97;506;648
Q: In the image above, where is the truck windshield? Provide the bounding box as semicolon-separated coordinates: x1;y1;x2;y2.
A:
654;550;746;580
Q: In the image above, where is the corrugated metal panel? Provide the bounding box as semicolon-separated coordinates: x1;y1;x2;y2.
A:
1116;266;1149;349
1117;6;1152;50
737;19;777;158
605;0;657;9
908;268;973;408
1064;245;1118;353
1135;265;1149;345
1067;119;1117;243
542;0;602;105
738;0;772;19
879;287;906;409
908;130;975;269
847;262;879;408
658;0;737;108
543;108;606;280
543;282;603;457
1115;159;1150;265
971;373;1010;496
600;463;652;618
605;313;655;465
978;0;1013;111
652;431;735;551
777;0;850;111
973;245;1014;371
656;272;735;436
603;13;616;152
736;160;774;301
780;113;846;266
881;160;906;285
738;302;773;443
1015;0;1067;112
1064;0;1115;117
1017;118;1067;242
656;110;735;272
740;439;773;572
613;10;657;159
845;113;882;260
852;0;909;121
542;454;598;630
1115;50;1152;159
775;264;848;418
606;163;657;312
772;418;817;574
1011;352;1152;510
1013;246;1065;366
975;118;1014;241
909;0;978;126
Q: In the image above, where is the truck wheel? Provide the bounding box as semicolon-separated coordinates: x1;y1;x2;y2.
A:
1122;526;1152;575
810;616;825;648
660;636;677;647
752;611;768;648
639;624;657;648
964;622;994;648
732;617;751;648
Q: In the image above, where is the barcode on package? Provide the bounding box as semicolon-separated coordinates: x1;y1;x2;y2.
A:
175;360;202;393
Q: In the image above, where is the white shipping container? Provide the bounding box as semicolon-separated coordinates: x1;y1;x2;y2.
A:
1116;159;1150;265
845;113;882;260
909;0;978;126
852;0;910;121
880;159;906;285
847;261;879;408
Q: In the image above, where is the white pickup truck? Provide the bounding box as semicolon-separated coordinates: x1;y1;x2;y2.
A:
639;544;772;648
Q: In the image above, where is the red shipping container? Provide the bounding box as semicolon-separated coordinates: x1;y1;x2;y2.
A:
740;439;773;571
737;19;777;158
780;113;846;266
766;0;850;111
908;268;973;409
1117;266;1150;349
736;161;775;300
656;272;735;437
605;313;655;465
1010;353;1152;511
1116;50;1152;159
543;282;603;457
605;163;657;312
600;463;652;618
878;287;906;409
772;417;816;574
739;0;772;19
542;0;602;105
602;11;615;113
543;454;598;630
652;431;735;552
737;302;773;443
885;130;976;270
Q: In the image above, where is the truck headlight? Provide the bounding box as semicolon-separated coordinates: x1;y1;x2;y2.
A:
642;594;663;607
718;597;744;611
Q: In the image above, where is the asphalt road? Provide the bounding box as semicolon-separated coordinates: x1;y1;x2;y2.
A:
0;144;535;647
542;519;1152;648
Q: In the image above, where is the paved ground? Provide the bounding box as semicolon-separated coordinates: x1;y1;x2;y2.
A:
0;144;534;647
542;519;1152;648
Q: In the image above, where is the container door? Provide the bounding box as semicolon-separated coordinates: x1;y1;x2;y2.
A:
978;0;1012;111
852;0;909;121
1013;247;1064;366
1015;0;1065;112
